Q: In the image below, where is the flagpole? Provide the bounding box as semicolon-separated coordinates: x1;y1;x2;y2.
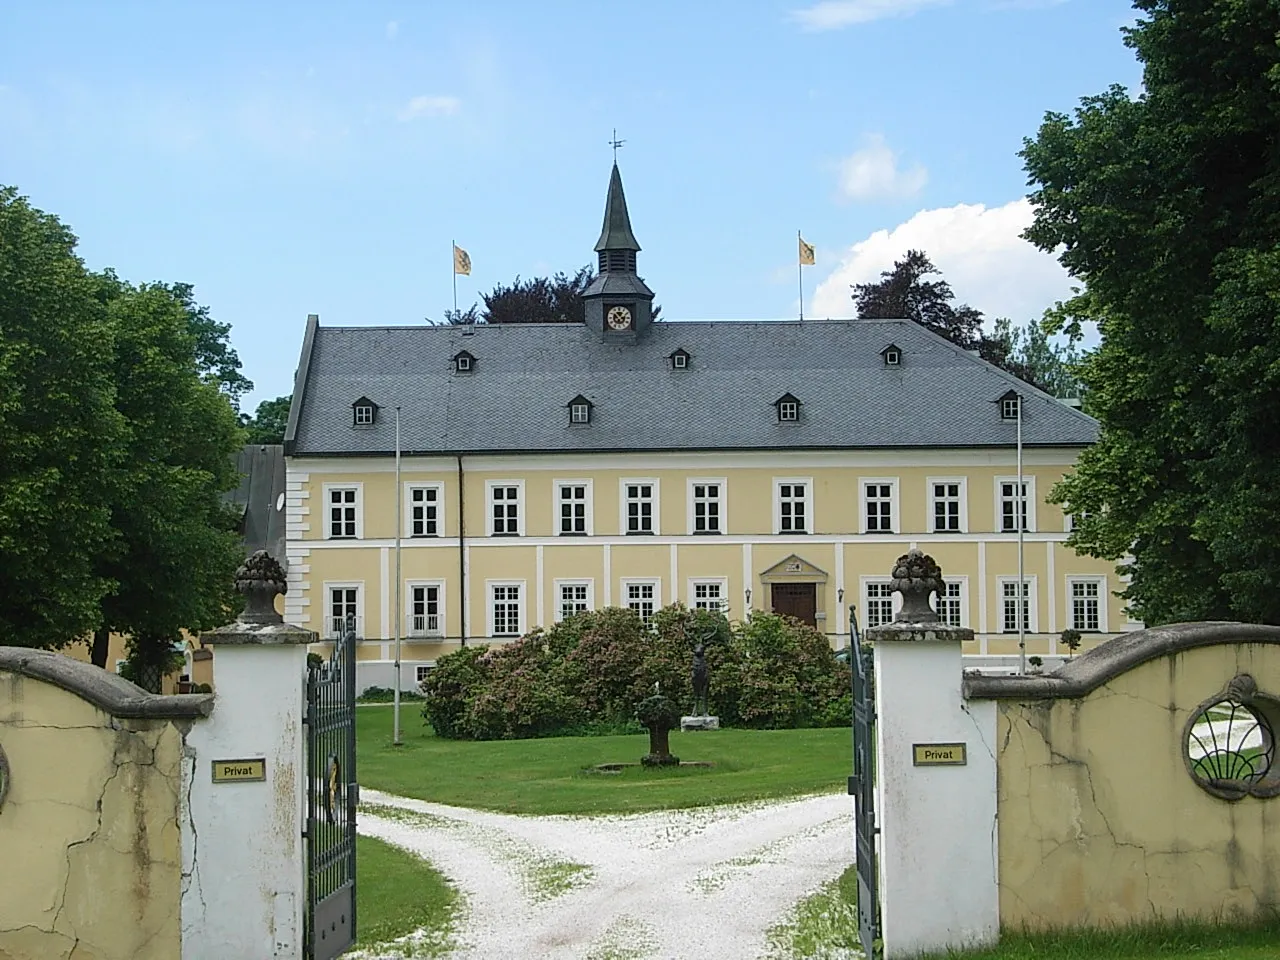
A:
393;405;403;746
1017;396;1026;675
452;240;458;316
797;230;804;322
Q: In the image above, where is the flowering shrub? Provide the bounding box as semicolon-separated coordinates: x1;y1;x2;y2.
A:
421;605;850;739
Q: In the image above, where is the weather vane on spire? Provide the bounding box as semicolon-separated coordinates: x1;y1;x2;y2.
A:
609;128;626;164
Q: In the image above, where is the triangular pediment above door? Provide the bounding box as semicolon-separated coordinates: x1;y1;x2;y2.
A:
759;554;828;582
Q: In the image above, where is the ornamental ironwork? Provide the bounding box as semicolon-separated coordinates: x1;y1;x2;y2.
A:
1183;674;1279;801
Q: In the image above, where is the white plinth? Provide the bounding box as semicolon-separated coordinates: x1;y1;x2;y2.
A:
680;715;720;731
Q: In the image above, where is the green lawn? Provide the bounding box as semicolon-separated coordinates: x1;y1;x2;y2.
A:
356;705;852;815
354;834;460;956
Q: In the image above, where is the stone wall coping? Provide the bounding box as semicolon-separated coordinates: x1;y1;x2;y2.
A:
200;620;317;646
0;647;213;720
963;621;1280;700
865;621;975;644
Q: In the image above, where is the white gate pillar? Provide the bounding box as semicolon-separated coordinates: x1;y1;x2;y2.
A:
182;553;316;960
866;550;999;959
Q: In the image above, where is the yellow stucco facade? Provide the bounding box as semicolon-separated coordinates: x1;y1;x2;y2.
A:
993;641;1280;928
285;449;1135;673
0;672;185;960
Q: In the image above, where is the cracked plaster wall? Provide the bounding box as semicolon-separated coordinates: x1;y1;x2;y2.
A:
0;671;185;960
994;643;1280;930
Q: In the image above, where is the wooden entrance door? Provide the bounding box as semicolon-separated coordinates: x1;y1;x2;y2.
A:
771;583;817;627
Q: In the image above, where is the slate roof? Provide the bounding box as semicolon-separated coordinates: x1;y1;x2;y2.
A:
226;444;288;562
285;317;1098;457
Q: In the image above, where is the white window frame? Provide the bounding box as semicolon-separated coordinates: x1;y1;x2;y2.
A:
884;348;901;366
405;579;445;638
927;476;968;534
778;399;799;422
354;404;374;426
858;477;899;534
1001;395;1021;420
404;482;444;538
688;577;729;613
621;578;661;627
995;476;1037;533
570;402;591;424
486;580;526;638
415;663;435;684
773;477;813;535
553;479;593;537
1066;576;1108;633
323;581;364;639
620;478;660;535
687;477;727;535
931;575;969;628
486;480;525;537
860;577;901;629
672;352;688;369
554;579;594;622
1064;507;1091;533
455;353;473;372
998;576;1038;634
323;482;363;540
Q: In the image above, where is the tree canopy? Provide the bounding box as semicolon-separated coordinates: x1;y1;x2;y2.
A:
1020;0;1280;625
241;394;292;445
852;249;1081;395
437;265;661;325
0;186;248;672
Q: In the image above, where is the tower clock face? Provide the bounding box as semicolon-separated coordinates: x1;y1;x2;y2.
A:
606;305;633;330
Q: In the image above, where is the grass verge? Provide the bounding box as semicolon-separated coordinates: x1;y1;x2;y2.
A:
356;704;850;815
766;865;861;959
353;834;460;957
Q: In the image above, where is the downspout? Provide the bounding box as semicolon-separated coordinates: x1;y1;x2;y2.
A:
457;453;467;647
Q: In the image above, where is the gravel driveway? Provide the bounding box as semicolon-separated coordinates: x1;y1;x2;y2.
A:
351;787;855;960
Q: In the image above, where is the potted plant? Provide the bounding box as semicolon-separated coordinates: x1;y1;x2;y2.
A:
1028;655;1044;675
1060;628;1082;660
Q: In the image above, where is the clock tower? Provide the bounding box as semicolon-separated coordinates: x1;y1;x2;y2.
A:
583;163;655;338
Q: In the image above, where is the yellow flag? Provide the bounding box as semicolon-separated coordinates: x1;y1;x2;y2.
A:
798;236;815;266
453;244;471;276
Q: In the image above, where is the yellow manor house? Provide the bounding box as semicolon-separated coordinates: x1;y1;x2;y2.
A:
282;164;1136;690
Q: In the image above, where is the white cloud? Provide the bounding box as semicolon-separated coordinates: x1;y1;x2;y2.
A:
809;198;1074;323
386;20;399;39
837;134;927;201
396;95;461;121
791;0;952;30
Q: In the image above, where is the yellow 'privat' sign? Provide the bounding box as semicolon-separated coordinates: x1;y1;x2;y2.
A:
211;758;267;783
912;743;967;766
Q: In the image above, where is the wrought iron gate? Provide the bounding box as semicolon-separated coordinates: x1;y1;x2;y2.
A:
848;610;879;958
304;614;358;960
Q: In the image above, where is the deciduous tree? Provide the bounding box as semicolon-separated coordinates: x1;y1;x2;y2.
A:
241;394;292;445
1021;0;1280;624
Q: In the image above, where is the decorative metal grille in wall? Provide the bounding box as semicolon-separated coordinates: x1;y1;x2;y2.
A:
304;616;358;960
1183;674;1279;802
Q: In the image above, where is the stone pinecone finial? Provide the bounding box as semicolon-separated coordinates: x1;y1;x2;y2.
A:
889;548;945;623
235;550;288;624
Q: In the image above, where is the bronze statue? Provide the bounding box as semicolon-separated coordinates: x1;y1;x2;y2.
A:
691;644;710;717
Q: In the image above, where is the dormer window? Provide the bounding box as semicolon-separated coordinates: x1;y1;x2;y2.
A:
670;348;691;370
568;395;592;425
881;344;902;367
352;396;378;427
453;350;475;373
999;390;1021;420
774;393;802;423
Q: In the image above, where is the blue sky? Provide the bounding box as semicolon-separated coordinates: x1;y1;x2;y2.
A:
0;1;1142;412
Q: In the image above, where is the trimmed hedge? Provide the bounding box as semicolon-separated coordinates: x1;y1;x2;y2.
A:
420;605;851;739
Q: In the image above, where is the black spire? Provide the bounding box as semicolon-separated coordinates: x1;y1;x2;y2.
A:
594;163;640;273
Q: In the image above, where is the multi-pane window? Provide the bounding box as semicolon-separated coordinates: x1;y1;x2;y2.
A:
778;400;799;422
1000;481;1031;532
491;584;521;637
558;582;591;621
570;402;590;424
410;584;441;636
415;665;433;684
937;581;964;628
778;482;808;534
409;485;440;537
1071;580;1102;632
624;482;655;534
692;482;722;534
558;483;589;535
329;586;358;638
1001;580;1031;633
490;484;520;536
932;481;962;533
865;582;895;628
328;487;358;539
625;581;658;626
691;580;726;613
864;482;894;533
354;404;374;425
1001;395;1021;420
